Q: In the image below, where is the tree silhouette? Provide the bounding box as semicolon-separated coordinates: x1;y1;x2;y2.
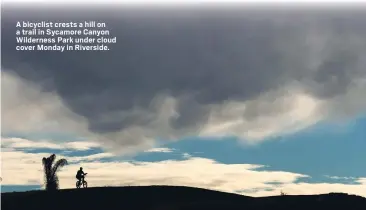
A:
42;154;68;191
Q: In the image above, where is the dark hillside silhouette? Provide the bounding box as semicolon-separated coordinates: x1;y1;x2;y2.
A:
2;186;366;210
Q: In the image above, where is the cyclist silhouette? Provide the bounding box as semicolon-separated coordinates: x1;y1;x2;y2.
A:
76;167;86;183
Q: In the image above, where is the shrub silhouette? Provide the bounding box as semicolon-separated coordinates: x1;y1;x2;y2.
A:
42;154;68;191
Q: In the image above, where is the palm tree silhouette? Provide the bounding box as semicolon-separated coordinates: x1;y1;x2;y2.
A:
42;154;68;191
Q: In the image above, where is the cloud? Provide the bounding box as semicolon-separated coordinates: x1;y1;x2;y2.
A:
199;89;323;142
1;137;100;151
2;142;366;197
144;147;175;153
1;71;157;154
1;71;89;135
2;7;366;153
182;153;192;158
325;175;357;180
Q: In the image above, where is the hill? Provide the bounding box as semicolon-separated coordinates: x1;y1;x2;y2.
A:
2;186;366;210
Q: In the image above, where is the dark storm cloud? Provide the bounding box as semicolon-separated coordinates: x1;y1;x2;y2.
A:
2;6;366;138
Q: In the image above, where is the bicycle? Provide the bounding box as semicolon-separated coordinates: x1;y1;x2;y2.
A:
76;173;88;188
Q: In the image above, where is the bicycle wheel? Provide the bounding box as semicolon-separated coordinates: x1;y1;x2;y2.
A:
76;181;80;188
83;181;88;188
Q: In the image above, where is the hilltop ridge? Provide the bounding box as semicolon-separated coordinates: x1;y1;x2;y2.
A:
2;186;366;210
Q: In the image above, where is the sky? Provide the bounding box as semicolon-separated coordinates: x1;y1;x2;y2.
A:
1;2;366;197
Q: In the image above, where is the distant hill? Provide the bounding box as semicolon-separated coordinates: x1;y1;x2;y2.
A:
2;186;366;210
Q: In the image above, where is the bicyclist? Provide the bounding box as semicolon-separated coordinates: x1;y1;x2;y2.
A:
76;167;86;183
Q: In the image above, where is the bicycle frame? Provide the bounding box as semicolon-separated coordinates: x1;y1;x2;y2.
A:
76;174;88;188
